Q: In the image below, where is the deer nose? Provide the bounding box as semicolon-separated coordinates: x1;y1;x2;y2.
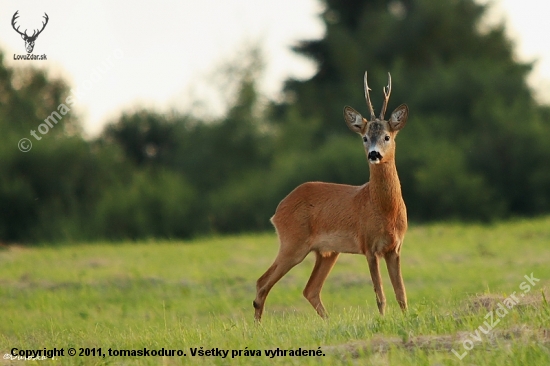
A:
368;151;382;161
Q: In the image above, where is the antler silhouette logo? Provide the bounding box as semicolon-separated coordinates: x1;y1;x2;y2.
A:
12;11;49;54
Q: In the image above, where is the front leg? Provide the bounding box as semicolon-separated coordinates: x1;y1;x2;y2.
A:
366;253;386;315
384;250;407;311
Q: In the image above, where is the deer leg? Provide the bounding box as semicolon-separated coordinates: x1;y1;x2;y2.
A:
253;247;309;321
366;253;386;315
303;251;340;318
384;251;408;311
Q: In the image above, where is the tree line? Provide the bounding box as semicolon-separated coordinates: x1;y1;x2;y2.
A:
1;0;549;243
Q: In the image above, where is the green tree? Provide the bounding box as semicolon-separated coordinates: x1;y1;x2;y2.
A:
0;51;128;242
274;0;550;220
94;168;198;240
101;110;180;167
99;48;274;234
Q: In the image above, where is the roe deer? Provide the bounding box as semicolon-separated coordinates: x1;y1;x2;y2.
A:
253;71;409;321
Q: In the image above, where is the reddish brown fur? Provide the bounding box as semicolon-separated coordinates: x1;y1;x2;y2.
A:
253;74;409;321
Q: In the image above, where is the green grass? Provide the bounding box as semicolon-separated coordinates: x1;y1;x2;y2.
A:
1;217;550;365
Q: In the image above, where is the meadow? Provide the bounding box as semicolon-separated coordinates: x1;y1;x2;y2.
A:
1;217;549;365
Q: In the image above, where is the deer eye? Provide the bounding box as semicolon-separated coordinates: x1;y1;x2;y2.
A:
384;135;390;141
363;136;368;143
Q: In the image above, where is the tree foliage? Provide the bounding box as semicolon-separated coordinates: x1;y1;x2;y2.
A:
1;0;550;243
276;0;550;221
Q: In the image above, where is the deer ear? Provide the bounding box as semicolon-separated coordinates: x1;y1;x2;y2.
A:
343;106;365;134
389;104;408;131
20;34;26;40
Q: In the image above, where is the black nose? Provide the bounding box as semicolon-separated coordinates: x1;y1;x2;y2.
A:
368;151;382;161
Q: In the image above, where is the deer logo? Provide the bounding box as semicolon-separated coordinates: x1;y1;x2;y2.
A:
12;11;49;54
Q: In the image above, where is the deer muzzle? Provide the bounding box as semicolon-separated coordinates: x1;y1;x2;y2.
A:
368;150;382;164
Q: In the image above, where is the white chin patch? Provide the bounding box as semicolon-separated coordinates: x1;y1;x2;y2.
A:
368;159;381;165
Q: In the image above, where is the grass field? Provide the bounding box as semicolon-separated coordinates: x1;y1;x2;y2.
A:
1;217;549;365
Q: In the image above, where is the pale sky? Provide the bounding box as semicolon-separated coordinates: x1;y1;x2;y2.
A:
0;0;548;136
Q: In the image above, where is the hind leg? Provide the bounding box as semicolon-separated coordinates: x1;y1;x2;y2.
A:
253;245;310;321
303;251;339;318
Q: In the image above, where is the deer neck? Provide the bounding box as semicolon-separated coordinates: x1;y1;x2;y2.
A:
366;159;403;215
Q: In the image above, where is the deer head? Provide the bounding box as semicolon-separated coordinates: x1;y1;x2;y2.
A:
12;11;49;54
344;72;408;165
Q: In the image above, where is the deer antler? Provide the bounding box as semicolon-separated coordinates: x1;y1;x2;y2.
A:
11;11;49;40
364;71;376;121
30;13;49;39
379;72;392;120
11;11;26;37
